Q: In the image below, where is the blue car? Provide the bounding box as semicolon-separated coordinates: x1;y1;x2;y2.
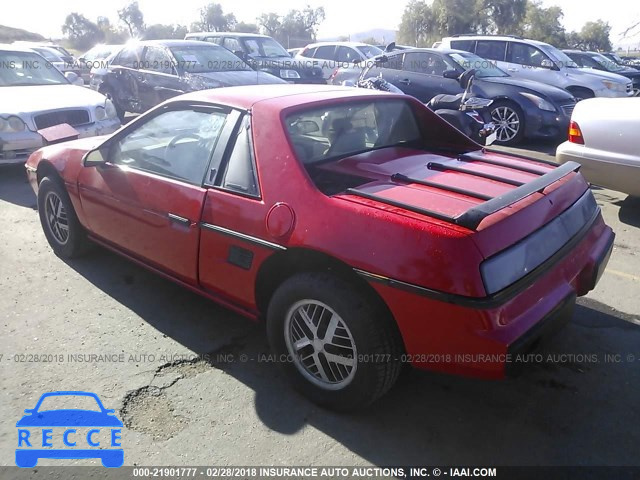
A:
16;391;123;468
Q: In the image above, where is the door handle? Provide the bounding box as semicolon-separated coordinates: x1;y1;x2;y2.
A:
507;68;518;72
167;213;191;226
398;78;411;85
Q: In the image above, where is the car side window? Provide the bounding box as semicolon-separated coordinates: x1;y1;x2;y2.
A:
223;38;242;53
112;46;143;68
143;47;174;74
475;40;507;62
404;52;447;75
110;108;227;185
303;47;317;57
220;116;259;197
509;43;550;68
450;40;476;53
384;54;404;70
336;46;359;63
314;45;336;60
205;37;222;45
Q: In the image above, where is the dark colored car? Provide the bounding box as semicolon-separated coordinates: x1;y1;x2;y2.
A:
603;52;640;70
354;48;577;145
99;40;285;119
564;50;640;96
26;85;613;410
185;32;325;84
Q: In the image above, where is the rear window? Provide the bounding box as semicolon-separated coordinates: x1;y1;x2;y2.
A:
285;99;421;167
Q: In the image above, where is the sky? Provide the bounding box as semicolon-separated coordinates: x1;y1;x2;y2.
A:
2;0;640;49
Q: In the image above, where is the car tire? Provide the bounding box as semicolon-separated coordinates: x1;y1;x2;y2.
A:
267;272;403;411
37;177;89;259
567;87;595;102
489;100;525;146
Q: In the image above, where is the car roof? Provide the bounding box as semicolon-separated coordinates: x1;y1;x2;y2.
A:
131;39;218;48
0;43;41;53
385;47;466;56
178;84;402;111
305;41;378;48
187;32;271;38
443;35;550;47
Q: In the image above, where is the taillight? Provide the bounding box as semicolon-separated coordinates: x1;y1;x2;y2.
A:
568;121;584;144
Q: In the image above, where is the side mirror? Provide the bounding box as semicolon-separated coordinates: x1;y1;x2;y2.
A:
83;148;107;167
294;120;319;134
540;59;554;69
374;55;388;66
443;69;459;79
65;71;84;86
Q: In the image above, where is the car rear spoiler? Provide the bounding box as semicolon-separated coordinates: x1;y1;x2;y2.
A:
347;153;582;231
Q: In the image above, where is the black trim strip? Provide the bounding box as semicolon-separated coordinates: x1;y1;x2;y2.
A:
354;204;605;309
391;173;494;201
483;148;559;167
346;188;458;224
458;152;548;175
427;162;525;186
200;223;286;251
454;161;581;230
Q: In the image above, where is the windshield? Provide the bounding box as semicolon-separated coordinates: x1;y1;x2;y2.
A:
538;44;578;68
242;37;288;58
447;52;508;78
286;99;422;168
357;45;383;59
0;51;68;86
169;45;251;73
590;52;626;72
84;45;117;61
32;48;61;62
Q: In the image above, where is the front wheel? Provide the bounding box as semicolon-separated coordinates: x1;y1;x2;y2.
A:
489;100;525;145
37;177;89;258
267;273;404;411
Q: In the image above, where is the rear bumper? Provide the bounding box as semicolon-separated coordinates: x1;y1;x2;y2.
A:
366;212;614;379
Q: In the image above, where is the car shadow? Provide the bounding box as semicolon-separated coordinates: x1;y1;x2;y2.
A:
618;195;640;228
0;164;37;209
61;247;640;466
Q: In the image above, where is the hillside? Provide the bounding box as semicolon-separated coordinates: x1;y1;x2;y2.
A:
0;24;45;43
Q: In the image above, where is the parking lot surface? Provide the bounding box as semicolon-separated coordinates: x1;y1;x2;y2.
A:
1;141;639;468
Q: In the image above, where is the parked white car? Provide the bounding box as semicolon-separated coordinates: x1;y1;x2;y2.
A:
556;97;640;197
438;35;633;100
295;41;383;79
0;45;121;165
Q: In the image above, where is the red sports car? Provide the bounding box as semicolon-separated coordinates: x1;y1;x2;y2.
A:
26;84;614;411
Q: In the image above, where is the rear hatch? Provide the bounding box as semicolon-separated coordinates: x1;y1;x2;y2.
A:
331;147;592;260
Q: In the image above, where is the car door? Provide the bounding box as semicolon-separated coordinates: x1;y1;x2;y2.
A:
393;52;458;102
313;45;338;78
77;105;234;285
139;46;184;110
198;114;273;310
106;45;144;112
505;41;560;85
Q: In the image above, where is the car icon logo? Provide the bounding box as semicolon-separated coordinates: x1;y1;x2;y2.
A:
16;391;123;468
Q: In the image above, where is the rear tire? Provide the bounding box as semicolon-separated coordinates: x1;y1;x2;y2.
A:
267;272;403;411
37;177;89;258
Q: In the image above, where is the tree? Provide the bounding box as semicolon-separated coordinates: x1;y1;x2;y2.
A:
144;24;188;40
430;0;484;37
577;20;612;51
62;13;104;49
195;3;236;32
96;16;127;44
359;36;379;45
257;13;281;37
258;6;325;48
397;0;434;47
234;22;259;33
522;1;566;46
118;1;145;37
481;0;527;34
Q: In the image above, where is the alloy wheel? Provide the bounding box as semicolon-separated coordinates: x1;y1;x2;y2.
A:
44;191;69;245
284;300;357;390
490;105;521;143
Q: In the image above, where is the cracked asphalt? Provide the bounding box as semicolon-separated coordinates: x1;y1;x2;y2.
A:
1;140;639;469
